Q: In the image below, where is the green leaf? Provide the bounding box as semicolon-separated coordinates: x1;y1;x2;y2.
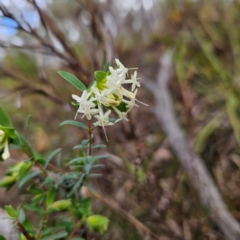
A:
92;144;107;149
18;162;32;181
0;126;15;139
0;107;13;127
115;102;127;112
69;156;95;165
32;193;44;205
94;71;108;84
33;151;45;165
73;139;90;150
44;148;62;169
60;120;88;130
46;187;56;207
18;207;26;223
67;173;86;198
41;231;68;240
91;164;105;169
0;235;7;240
24;115;31;139
88;81;95;89
0;176;16;188
19;171;41;188
5;205;17;218
103;62;109;72
89;173;102;177
40;227;56;237
95;155;110;159
13;132;34;157
24;204;44;214
58;71;87;92
85;164;92;174
21;219;35;232
94;71;108;90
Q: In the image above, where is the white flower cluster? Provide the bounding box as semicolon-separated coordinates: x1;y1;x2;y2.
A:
72;59;147;140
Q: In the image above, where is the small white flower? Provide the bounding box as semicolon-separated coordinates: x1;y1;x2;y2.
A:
120;86;135;99
115;59;128;75
72;90;96;119
122;89;148;111
106;67;123;94
115;59;138;76
78;107;99;120
91;87;109;105
2;138;10;160
93;105;113;141
123;71;141;91
112;106;128;121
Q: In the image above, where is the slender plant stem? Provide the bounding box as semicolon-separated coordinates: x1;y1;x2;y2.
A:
34;162;48;176
16;220;34;240
67;218;82;240
36;211;47;239
88;119;93;156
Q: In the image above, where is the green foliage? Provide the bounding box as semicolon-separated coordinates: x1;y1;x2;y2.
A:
60;120;88;130
58;71;87;92
0;106;109;239
5;205;17;218
0;106;14;128
94;71;108;90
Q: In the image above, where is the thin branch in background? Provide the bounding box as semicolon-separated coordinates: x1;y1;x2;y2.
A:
143;51;240;240
84;187;161;240
0;65;67;107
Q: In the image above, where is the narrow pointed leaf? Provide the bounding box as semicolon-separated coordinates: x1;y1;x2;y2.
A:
44;148;62;168
58;71;87;91
41;231;68;240
60;120;88;130
19;171;41;188
0;107;13;127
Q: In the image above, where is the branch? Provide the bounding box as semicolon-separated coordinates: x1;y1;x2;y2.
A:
0;65;67;106
84;187;161;240
143;51;240;240
16;220;34;240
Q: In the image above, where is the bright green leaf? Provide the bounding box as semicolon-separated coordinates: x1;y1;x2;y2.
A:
60;120;88;130
46;187;56;207
0;107;13;127
58;71;87;92
5;205;17;218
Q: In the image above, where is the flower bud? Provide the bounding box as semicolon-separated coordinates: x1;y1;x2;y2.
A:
0;176;16;188
86;214;109;234
0;129;10;160
48;199;72;212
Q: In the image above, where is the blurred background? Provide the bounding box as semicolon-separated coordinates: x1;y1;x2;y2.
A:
1;0;240;239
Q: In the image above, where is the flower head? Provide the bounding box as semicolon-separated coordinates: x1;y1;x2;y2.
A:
71;59;147;141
